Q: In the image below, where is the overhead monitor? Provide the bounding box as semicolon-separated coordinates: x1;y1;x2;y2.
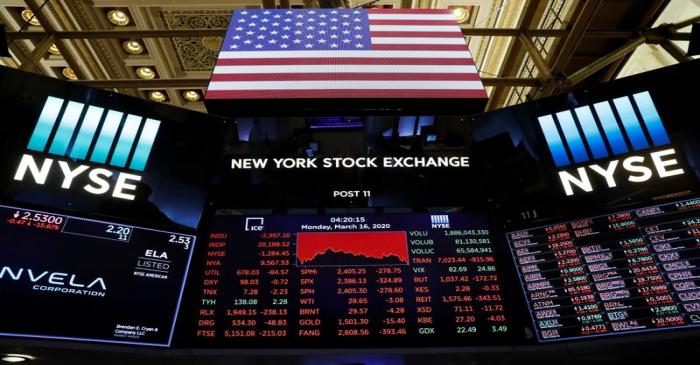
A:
204;9;487;117
0;67;226;230
470;60;700;342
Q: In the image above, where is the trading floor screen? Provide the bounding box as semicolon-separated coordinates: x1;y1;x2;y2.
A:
507;197;700;341
190;212;510;347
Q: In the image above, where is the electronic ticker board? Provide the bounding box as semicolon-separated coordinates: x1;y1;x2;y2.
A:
507;197;700;341
190;212;510;347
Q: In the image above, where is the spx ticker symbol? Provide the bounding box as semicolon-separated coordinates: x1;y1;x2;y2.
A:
538;91;670;167
27;96;161;171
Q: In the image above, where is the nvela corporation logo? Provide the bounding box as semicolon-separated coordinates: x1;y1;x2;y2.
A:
13;96;161;200
0;265;107;297
538;91;685;196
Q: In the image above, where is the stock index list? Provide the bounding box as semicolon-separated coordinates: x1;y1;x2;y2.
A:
192;213;510;347
507;197;700;342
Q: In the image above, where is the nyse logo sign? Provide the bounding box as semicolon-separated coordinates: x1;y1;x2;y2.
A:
430;214;450;228
538;91;684;196
13;96;161;200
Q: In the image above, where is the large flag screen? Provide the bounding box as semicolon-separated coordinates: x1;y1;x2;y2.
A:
206;9;486;101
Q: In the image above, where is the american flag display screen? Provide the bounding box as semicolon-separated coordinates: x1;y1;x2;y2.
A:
206;9;486;100
0;203;195;347
189;212;510;347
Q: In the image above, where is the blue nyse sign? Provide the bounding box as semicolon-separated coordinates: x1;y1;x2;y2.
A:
26;96;160;171
537;91;684;196
13;96;161;200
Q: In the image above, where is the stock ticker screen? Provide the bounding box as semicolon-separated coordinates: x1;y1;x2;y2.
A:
0;203;195;347
190;212;510;347
507;197;700;342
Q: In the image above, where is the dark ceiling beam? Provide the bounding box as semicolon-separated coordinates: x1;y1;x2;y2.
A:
18;34;54;72
566;36;646;85
601;0;668;82
659;39;692;62
547;0;604;75
72;77;545;89
7;29;228;39
24;0;88;80
485;0;544;111
73;79;212;88
668;14;700;30
559;11;697;87
571;12;699;84
535;0;604;98
518;33;552;78
4;29;650;40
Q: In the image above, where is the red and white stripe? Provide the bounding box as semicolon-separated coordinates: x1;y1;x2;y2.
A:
206;9;485;99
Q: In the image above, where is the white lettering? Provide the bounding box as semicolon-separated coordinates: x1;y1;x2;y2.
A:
69;275;85;288
88;278;107;290
650;148;684;178
589;161;619;188
112;173;141;200
623;156;652;182
559;168;592;196
558;149;686;196
27;269;49;283
48;272;67;285
84;168;113;195
13;154;52;184
57;161;89;189
0;267;22;280
231;158;268;169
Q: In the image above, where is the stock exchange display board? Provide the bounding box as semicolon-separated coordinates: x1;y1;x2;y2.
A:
191;213;510;347
0;204;195;347
507;197;700;342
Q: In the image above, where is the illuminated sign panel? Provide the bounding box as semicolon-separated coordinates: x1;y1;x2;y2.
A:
0;66;226;229
538;91;670;167
506;197;700;342
11;97;163;201
0;203;195;347
204;9;487;116
537;91;684;196
26;96;160;171
189;213;510;347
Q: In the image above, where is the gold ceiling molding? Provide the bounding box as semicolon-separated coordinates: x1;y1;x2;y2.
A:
484;0;522;74
160;9;231;72
474;0;502;71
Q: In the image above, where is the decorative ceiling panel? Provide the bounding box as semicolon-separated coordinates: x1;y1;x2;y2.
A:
160;10;231;71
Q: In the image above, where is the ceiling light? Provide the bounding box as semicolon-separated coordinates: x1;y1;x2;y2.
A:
1;357;26;363
452;8;469;24
1;354;33;363
62;67;78;80
123;40;144;55
182;90;201;102
135;66;155;79
148;90;167;102
107;10;130;26
48;43;61;55
21;10;40;26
